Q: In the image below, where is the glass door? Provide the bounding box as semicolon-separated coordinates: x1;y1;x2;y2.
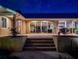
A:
30;21;55;33
42;21;48;33
30;21;36;33
48;22;54;33
36;21;41;33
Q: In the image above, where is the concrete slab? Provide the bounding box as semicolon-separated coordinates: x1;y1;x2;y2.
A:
12;51;74;59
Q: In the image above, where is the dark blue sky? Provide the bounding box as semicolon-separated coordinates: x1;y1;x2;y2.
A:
0;0;78;13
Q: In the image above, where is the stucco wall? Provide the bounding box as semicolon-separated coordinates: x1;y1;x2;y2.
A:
21;20;27;34
0;18;78;36
26;21;31;34
0;16;12;36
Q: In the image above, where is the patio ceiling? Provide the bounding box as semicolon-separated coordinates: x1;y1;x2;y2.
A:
0;6;25;20
0;6;15;16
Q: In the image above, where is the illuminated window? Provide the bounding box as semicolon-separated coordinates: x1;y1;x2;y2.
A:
1;17;7;28
58;21;66;28
16;20;22;34
30;21;54;33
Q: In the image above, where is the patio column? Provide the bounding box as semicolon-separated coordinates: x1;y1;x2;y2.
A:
72;21;74;34
46;21;48;33
65;21;67;33
65;21;67;28
35;21;36;33
41;21;42;33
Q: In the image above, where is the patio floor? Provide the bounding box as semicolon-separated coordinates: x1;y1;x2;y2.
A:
12;51;74;59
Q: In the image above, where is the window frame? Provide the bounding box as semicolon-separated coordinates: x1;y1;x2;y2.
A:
1;17;7;28
0;17;8;29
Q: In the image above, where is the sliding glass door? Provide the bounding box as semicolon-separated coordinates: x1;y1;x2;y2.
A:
36;21;41;33
30;21;54;33
42;21;48;33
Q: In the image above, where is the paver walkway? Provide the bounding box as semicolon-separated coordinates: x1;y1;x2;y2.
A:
12;51;74;59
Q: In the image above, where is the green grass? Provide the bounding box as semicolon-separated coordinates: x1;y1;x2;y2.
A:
0;37;22;51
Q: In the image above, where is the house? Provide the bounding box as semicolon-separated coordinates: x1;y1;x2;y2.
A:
0;6;78;37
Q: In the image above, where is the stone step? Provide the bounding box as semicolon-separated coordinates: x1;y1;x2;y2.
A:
24;44;55;47
23;47;56;51
23;38;56;51
26;38;53;40
25;41;54;43
26;40;54;42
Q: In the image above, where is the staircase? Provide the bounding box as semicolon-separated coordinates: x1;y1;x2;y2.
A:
23;38;56;51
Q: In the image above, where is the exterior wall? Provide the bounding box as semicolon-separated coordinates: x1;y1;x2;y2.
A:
16;19;27;35
0;18;78;37
26;21;31;34
0;16;27;36
21;20;27;34
26;20;60;34
25;19;78;34
0;16;12;36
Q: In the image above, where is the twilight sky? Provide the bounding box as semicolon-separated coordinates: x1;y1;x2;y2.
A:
0;0;78;13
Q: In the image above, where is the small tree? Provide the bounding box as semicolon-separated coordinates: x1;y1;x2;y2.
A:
11;14;17;37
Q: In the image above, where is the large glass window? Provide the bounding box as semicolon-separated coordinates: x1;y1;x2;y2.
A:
16;20;22;34
42;21;48;33
30;21;54;33
30;20;78;34
36;21;41;33
66;21;78;34
1;17;7;28
58;21;66;28
58;20;78;34
48;22;54;33
30;21;36;33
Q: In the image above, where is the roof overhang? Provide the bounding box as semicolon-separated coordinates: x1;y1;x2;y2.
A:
0;6;25;20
